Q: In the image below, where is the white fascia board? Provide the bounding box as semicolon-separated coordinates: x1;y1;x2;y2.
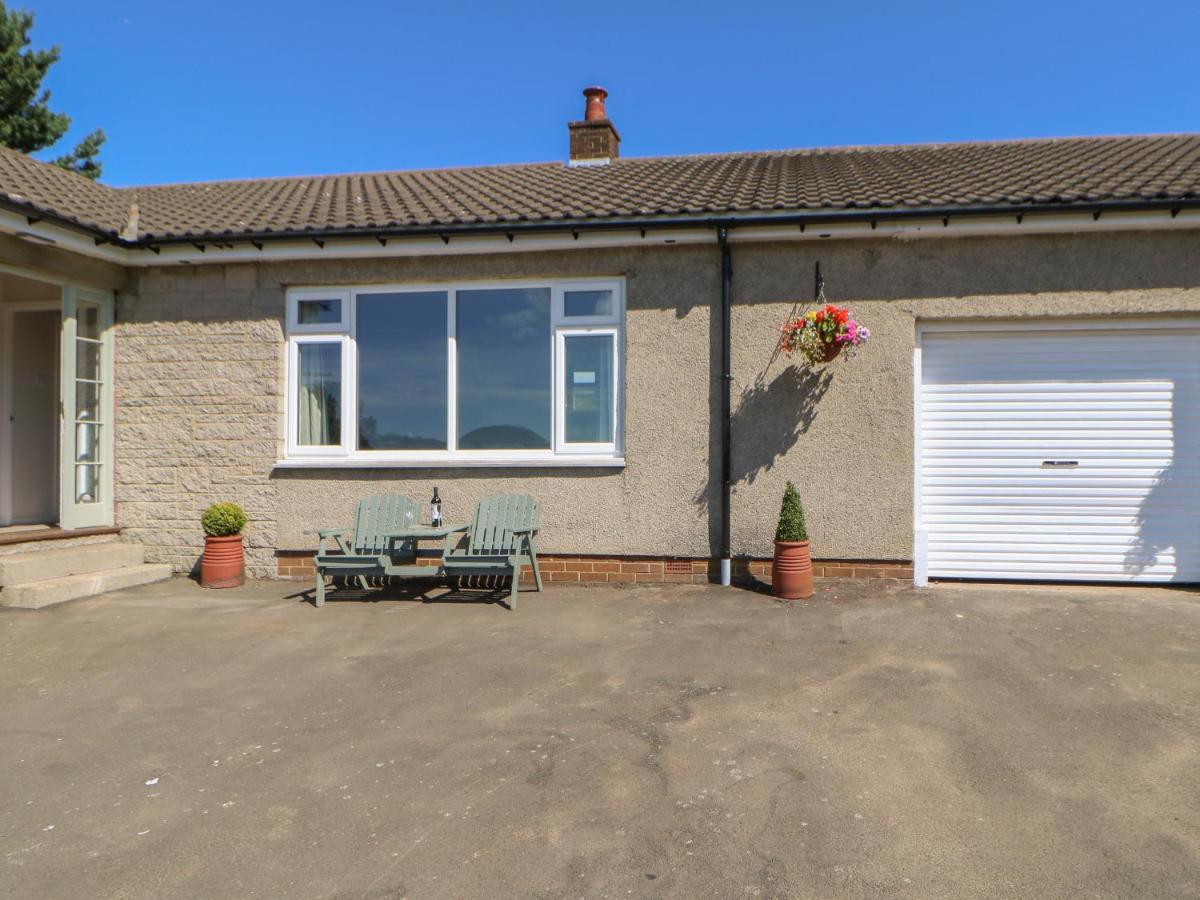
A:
118;207;1200;265
4;205;1200;270
0;207;127;266
724;208;1200;243
128;227;713;265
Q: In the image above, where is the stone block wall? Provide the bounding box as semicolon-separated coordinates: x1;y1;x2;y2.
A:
114;265;284;577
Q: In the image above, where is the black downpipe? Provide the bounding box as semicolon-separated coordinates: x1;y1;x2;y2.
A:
718;228;733;585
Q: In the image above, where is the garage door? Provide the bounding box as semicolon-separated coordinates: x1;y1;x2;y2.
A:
918;321;1200;583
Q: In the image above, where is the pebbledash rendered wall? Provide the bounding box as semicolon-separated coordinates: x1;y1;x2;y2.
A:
113;230;1200;579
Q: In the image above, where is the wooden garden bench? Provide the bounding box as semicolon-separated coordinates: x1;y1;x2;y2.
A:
440;493;542;610
309;493;421;607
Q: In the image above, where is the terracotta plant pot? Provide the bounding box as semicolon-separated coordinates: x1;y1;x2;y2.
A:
201;534;245;588
772;540;814;600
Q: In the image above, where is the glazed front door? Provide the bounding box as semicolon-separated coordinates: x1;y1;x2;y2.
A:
59;286;115;530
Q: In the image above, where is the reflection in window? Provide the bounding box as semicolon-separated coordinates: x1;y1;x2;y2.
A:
457;288;551;449
76;464;100;504
298;298;342;324
297;343;341;446
564;290;614;318
357;292;448;450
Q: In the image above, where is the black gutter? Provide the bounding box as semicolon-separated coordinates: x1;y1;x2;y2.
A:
718;227;733;586
119;197;1198;249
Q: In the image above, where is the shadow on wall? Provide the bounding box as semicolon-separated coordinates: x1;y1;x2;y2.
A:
1125;458;1181;579
694;364;832;515
1126;382;1197;580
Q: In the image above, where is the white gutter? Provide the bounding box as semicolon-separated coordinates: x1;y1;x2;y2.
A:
2;206;1199;269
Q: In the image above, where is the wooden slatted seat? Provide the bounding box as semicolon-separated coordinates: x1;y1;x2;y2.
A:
440;493;542;610
310;493;421;607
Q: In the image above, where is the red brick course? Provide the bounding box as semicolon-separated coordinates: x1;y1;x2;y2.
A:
277;551;913;584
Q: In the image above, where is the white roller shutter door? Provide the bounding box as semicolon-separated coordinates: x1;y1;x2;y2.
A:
918;322;1200;582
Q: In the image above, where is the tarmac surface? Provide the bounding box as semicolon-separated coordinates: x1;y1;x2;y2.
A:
2;576;1198;898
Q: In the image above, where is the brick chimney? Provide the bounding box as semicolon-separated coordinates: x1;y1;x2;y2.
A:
568;86;620;166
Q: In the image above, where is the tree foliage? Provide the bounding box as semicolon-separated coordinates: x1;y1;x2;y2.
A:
53;127;105;180
0;1;104;179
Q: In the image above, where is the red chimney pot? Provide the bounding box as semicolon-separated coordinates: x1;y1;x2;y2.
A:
583;86;608;121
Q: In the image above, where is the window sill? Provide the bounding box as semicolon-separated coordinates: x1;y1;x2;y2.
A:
273;456;626;470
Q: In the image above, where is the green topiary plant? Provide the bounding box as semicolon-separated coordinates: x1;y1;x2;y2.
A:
774;482;808;543
201;502;247;537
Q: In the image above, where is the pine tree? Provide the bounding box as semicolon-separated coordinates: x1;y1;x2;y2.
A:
53;127;105;180
774;481;809;543
0;2;104;179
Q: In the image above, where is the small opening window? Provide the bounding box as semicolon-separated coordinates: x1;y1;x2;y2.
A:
298;298;342;325
288;289;350;333
564;289;614;318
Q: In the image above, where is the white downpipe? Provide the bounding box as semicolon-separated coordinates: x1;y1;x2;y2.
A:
720;558;731;587
913;530;929;587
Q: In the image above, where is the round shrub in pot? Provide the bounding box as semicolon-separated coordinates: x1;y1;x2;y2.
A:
200;502;247;589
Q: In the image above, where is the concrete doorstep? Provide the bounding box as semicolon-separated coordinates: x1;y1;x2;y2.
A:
0;542;172;609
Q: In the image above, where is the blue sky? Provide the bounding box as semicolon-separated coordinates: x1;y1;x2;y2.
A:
25;0;1200;187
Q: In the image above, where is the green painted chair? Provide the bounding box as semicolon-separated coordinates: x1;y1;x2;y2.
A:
441;493;542;610
309;493;422;607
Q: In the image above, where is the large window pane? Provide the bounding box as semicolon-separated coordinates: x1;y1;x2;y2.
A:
564;334;615;444
457;288;551;449
297;343;341;446
357;292;448;450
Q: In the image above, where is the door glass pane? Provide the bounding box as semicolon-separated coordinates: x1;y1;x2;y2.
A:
78;304;100;339
73;304;104;503
564;290;614;318
76;340;100;380
356;292;448;450
297;343;342;446
564;334;615;444
76;464;100;504
457;288;551;449
76;423;100;462
76;382;100;422
298;298;342;325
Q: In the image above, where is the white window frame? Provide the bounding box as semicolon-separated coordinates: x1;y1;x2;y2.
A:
288;288;351;333
555;326;621;456
281;278;625;467
285;333;354;458
555;280;622;325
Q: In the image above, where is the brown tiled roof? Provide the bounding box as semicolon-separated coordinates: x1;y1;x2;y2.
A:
2;135;1199;245
0;145;130;234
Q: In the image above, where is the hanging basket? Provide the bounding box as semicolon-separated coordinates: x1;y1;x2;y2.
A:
817;340;843;363
779;303;870;367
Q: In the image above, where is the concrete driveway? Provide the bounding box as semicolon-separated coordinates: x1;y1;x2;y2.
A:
1;577;1198;898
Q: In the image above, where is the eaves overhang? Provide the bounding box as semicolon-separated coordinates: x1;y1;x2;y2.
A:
2;195;1199;268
